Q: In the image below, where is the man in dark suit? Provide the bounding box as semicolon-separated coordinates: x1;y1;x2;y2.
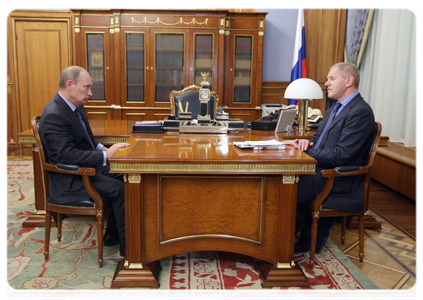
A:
289;62;375;253
39;66;130;257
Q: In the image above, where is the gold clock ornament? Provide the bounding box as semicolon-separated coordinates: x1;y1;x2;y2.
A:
199;72;210;101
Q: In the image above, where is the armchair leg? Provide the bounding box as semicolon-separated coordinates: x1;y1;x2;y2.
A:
57;213;62;242
341;216;346;245
358;213;365;262
44;211;51;260
310;219;319;268
97;216;104;268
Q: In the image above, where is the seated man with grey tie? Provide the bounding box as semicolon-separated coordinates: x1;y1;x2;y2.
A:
286;62;375;253
39;66;130;257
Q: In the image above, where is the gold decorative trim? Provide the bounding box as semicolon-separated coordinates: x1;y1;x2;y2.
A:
128;263;144;269
95;137;128;144
258;31;264;36
277;261;295;268
110;28;115;34
111;163;315;173
75;28;80;33
283;175;297;184
132;17;208;26
75;16;79;25
128;174;141;183
34;209;47;215
124;260;129;267
219;29;225;35
18;136;36;144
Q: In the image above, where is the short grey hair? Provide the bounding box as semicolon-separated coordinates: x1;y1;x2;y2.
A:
59;66;87;89
331;62;360;89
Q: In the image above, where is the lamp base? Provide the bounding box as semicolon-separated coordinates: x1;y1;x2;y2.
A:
297;99;310;132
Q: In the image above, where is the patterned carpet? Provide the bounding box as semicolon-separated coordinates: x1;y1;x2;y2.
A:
7;160;378;291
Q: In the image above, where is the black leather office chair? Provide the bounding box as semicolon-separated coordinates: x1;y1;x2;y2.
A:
169;84;219;119
31;116;105;268
300;122;382;268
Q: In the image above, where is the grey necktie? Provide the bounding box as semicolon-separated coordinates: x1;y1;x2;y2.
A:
74;107;95;149
313;102;342;149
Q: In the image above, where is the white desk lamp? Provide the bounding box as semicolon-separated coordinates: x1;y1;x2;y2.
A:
284;78;323;132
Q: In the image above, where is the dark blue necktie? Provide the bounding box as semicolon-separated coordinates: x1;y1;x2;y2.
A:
74;107;95;149
313;102;342;149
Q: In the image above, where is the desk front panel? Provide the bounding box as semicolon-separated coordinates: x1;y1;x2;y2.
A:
135;174;284;264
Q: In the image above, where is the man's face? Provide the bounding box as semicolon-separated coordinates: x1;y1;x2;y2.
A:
68;71;93;106
325;67;348;101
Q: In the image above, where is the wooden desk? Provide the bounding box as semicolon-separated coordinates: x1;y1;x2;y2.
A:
108;131;316;288
17;120;313;228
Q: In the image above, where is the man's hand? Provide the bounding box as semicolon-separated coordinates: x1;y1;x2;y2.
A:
287;139;314;151
105;143;130;159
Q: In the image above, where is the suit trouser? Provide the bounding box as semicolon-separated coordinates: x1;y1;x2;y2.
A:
90;166;125;253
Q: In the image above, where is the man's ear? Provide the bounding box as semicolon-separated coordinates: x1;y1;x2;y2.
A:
346;75;354;88
66;79;74;90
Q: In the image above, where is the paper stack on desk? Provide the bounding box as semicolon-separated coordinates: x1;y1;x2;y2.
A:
233;139;286;150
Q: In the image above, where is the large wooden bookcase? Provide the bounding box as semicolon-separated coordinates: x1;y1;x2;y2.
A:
72;9;267;122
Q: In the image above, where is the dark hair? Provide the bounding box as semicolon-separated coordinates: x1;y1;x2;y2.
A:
59;66;87;89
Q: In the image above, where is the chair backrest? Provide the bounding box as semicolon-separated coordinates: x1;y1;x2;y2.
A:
169;84;219;119
363;122;382;209
31;116;50;201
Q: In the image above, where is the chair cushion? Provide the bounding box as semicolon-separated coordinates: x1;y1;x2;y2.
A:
48;198;95;208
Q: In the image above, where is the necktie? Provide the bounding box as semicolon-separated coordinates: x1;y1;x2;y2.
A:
74;107;95;149
313;102;342;149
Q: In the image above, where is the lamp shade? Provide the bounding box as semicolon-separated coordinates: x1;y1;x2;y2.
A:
284;78;323;99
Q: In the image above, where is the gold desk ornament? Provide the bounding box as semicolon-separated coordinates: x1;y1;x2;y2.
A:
201;72;210;85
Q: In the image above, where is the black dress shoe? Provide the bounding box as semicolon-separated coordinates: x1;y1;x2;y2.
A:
103;234;120;246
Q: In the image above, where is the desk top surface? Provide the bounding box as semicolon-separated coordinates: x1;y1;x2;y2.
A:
109;130;316;166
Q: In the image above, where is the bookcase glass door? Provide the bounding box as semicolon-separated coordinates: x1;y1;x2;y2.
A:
155;33;184;103
86;33;105;101
126;33;145;102
194;34;213;89
233;35;252;103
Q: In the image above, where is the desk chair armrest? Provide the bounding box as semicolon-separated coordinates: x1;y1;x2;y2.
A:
42;162;97;176
321;165;372;178
311;165;372;212
42;162;103;209
55;163;82;172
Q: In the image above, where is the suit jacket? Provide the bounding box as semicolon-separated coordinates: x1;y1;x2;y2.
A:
39;93;104;203
299;93;375;212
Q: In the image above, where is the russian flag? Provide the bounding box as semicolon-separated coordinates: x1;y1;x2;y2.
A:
289;9;308;105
